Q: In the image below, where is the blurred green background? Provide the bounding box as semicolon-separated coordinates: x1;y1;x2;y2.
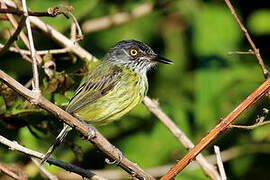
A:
0;0;270;179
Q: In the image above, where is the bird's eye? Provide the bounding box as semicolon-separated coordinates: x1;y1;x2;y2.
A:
129;49;138;56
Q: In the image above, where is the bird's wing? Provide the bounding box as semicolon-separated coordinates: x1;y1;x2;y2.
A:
66;64;122;114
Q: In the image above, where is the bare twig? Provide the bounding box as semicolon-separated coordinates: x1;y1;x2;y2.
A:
214;146;227;180
31;158;59;180
0;163;20;180
0;7;69;17
21;0;40;93
0;43;70;55
4;0;96;62
0;135;106;180
161;78;270;179
0;70;154;180
1;0;43;64
224;0;269;78
0;162;27;180
57;143;270;179
143;96;221;180
29;16;98;62
230;108;269;129
67;11;83;41
82;3;153;33
70;23;76;42
0;15;26;56
227;50;254;55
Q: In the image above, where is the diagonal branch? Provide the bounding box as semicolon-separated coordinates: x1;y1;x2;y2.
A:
0;0;43;64
224;0;269;79
0;69;154;180
0;135;105;179
161;78;270;179
0;15;26;56
21;0;40;93
143;97;221;180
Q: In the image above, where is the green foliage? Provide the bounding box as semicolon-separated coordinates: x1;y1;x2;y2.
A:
0;0;270;179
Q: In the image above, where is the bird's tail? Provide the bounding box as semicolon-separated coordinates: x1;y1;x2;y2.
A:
40;124;71;165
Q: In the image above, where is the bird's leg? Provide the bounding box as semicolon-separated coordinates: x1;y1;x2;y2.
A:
105;146;123;165
40;124;70;165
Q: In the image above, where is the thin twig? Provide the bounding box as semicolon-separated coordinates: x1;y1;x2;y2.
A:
224;0;269;78
161;78;270;179
0;15;26;56
30;16;98;62
70;22;76;42
67;11;83;41
214;146;227;180
0;135;106;180
21;0;40;93
0;43;70;55
82;3;153;33
143;97;221;180
0;70;154;180
230;108;269;129
13;41;32;63
227;50;254;55
0;163;20;179
31;158;59;180
4;0;97;62
0;162;27;180
0;7;67;17
1;0;43;64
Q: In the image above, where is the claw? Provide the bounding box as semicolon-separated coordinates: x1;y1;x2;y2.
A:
87;124;96;140
105;147;122;165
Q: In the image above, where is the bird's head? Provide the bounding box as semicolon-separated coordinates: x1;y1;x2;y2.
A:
103;40;173;74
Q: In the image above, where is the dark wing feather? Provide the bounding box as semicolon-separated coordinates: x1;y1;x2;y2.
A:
66;64;122;114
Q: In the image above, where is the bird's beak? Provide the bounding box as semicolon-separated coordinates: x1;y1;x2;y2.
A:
151;55;174;64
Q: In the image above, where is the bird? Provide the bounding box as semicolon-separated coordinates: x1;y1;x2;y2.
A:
40;39;173;165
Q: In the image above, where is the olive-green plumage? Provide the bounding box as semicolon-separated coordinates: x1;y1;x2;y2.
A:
67;63;148;125
41;40;173;165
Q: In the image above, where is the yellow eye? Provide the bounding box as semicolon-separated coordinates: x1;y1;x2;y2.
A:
130;49;138;56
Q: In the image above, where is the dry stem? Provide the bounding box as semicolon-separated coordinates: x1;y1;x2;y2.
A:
224;0;269;78
0;134;106;179
143;97;221;180
21;0;40;93
214;146;227;180
0;15;26;55
0;70;154;180
230;108;269;129
161;78;270;179
31;158;59;180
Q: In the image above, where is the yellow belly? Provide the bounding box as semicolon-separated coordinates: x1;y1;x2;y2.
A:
74;69;148;126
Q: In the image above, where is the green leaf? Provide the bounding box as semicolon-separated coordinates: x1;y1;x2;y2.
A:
248;9;270;35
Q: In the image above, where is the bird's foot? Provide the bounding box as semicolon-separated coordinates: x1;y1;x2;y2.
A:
86;124;96;140
105;147;123;165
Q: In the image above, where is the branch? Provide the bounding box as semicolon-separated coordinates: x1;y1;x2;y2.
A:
21;0;40;93
224;0;269;78
82;3;153;33
143;97;221;180
161;78;270;179
0;162;27;180
0;135;105;179
31;158;59;180
1;0;43;64
0;7;67;17
0;43;70;55
214;146;227;180
0;15;26;56
230;108;269;129
0;70;154;180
